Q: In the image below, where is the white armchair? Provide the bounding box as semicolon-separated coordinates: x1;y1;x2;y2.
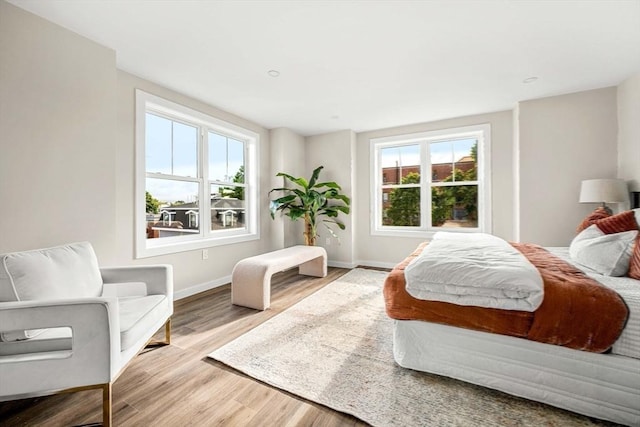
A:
0;242;173;426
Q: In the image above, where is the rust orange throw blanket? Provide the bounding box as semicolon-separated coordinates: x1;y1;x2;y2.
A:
383;242;629;353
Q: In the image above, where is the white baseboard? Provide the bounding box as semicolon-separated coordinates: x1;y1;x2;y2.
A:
327;260;357;269
174;274;231;301
329;259;396;269
353;259;397;269
174;259;395;301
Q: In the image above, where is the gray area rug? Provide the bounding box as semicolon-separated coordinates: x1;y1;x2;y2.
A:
208;269;611;426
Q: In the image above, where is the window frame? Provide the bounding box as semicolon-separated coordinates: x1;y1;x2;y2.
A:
135;90;260;258
370;124;491;238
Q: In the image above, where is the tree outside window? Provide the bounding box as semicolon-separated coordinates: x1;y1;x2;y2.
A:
385;172;420;226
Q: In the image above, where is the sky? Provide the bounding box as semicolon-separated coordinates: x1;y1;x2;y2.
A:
146;113;244;203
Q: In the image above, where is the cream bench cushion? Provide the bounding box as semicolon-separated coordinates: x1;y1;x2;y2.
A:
231;245;327;310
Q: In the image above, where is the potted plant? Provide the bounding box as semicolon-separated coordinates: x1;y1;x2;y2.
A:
269;166;351;246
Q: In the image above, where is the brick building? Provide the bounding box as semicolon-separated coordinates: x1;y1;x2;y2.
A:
382;156;475;185
381;156;477;225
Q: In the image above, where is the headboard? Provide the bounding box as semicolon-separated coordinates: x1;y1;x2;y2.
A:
632;192;640;209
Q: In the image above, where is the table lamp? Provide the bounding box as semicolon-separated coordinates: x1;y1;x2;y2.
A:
579;178;628;214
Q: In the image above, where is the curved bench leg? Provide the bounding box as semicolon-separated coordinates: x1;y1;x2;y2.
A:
299;255;327;277
232;265;271;310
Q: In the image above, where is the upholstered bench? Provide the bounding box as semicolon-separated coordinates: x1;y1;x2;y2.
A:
231;245;327;310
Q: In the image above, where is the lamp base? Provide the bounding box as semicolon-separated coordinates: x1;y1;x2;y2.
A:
600;203;613;215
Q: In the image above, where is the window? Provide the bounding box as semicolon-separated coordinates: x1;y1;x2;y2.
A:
370;124;491;238
136;90;259;258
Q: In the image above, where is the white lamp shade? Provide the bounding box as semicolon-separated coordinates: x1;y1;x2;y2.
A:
579;179;628;203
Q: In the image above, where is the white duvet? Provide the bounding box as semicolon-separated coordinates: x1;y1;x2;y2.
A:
404;232;544;311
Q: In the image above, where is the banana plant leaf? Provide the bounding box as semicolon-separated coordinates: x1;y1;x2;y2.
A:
268;165;350;245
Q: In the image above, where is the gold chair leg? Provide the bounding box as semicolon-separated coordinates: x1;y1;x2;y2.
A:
165;318;171;345
147;318;172;347
103;383;112;427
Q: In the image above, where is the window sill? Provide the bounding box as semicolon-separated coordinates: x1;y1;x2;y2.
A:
136;232;259;259
371;227;481;239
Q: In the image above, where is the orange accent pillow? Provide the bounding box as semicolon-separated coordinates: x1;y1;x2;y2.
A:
593;210;640;279
577;207;611;233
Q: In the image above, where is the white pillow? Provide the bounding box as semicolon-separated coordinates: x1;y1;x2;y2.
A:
569;224;638;276
0;242;103;342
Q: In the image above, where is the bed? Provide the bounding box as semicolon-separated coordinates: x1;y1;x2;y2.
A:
384;212;640;426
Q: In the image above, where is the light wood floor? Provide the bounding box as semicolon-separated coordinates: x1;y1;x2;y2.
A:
0;267;370;427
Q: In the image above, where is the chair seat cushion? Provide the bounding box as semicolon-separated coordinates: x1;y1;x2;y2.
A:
118;295;169;351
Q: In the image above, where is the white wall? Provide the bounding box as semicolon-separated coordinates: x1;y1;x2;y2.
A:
268;128;357;267
617;72;640;193
305;130;357;267
269;128;306;248
0;2;277;296
0;1;117;263
517;87;618;246
116;71;273;297
354;111;514;267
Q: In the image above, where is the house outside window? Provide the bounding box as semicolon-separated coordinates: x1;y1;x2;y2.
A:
370;124;491;238
136;90;259;258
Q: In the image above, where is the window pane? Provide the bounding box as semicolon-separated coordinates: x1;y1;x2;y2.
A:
383;187;420;227
209;132;245;183
145;113;197;177
228;139;245;183
453;139;477;181
430;141;453;183
431;139;477;183
210;184;245;231
172;121;198;177
145;113;172;174
380;145;420;184
432;185;478;228
145;178;199;239
209;132;227;181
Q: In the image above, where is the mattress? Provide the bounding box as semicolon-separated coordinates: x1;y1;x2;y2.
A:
394;319;640;426
547;247;640;359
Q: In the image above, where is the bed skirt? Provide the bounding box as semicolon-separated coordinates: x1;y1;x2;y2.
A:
393;319;640;426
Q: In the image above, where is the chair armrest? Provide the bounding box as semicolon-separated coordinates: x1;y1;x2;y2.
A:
0;298;121;388
100;265;173;298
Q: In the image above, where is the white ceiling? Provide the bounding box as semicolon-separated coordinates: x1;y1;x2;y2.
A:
8;0;640;136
